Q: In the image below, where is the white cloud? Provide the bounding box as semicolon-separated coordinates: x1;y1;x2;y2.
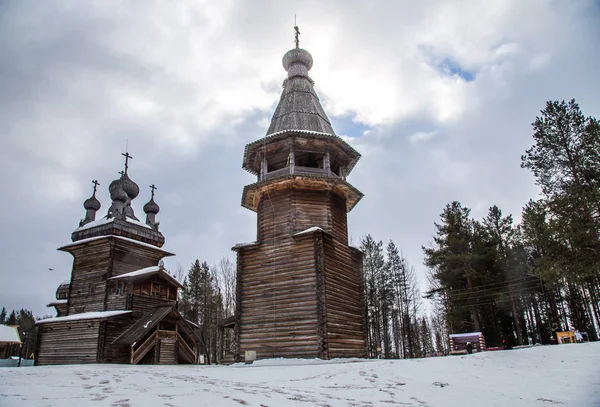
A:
1;0;599;316
409;131;437;144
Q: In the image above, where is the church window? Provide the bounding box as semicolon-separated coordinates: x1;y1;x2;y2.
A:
295;151;324;169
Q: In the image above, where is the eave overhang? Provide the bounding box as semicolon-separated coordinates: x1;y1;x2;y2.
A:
241;174;363;213
242;130;361;176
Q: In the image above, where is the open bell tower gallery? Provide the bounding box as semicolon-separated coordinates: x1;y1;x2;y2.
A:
232;33;367;360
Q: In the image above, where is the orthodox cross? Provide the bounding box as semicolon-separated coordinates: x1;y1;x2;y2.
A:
121;151;133;175
294;17;300;49
92;180;100;194
149;184;157;199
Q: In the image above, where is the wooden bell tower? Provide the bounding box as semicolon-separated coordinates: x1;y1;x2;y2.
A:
233;30;367;360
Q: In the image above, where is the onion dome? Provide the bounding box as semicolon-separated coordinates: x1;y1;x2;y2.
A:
120;173;140;200
143;198;160;214
83;194;101;211
109;178;128;202
282;48;313;78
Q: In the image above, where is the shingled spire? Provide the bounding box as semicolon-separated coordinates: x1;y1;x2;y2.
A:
265;34;335;136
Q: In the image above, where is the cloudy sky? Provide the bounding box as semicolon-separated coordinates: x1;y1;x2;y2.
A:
1;0;599;318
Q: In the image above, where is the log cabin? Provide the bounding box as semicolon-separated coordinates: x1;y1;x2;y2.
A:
36;163;198;365
231;30;368;361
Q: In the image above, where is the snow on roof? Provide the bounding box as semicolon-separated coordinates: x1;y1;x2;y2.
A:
36;310;132;325
58;235;173;255
47;300;68;306
294;226;325;237
449;332;483;338
110;266;160;279
74;216;152;232
59;280;70;286
232;241;259;249
109;266;183;288
126;217;152;229
115;236;173;254
74;216;115;232
0;325;21;343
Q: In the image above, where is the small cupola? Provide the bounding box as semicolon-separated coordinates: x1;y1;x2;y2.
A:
79;180;101;227
143;184;160;230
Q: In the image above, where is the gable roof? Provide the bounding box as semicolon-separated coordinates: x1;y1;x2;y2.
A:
0;325;21;344
109;266;184;289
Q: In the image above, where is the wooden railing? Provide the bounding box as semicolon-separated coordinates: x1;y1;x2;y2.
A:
177;332;197;363
263;166;342;181
130;331;157;365
130;329;197;364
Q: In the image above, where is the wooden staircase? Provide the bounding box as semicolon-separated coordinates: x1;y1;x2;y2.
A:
130;331;158;365
130;330;198;364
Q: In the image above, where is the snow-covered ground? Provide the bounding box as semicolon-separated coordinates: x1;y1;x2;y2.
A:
1;342;599;406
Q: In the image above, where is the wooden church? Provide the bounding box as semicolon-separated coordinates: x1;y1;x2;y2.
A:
231;30;367;360
36;156;199;365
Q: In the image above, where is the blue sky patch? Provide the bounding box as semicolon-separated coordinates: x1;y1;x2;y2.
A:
330;115;372;138
419;45;476;82
438;57;476;82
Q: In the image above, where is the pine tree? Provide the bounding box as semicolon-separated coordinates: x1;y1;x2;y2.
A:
419;317;435;356
361;235;386;358
521;100;600;338
0;307;6;324
424;202;480;333
482;205;525;345
181;260;221;363
6;310;17;325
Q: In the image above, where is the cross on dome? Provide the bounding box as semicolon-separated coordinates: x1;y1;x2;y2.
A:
294;24;300;49
122;151;133;175
149;184;158;199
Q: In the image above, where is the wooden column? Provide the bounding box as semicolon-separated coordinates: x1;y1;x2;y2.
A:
289;146;295;175
324;151;331;177
261;153;268;181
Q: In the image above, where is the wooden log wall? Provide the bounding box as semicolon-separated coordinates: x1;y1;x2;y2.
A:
67;241;113;314
236;237;320;360
106;292;128;310
111;243;164;277
131;294;174;315
65;238;167;315
237;183;367;360
323;234;367;358
100;316;135;363
36;320;101;365
257;189;293;242
257;188;349;243
291;190;331;236
329;192;349;245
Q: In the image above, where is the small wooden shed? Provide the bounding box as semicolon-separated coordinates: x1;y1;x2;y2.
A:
0;325;22;359
449;332;486;354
